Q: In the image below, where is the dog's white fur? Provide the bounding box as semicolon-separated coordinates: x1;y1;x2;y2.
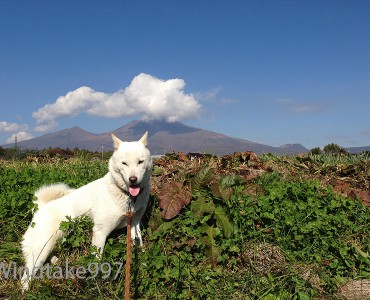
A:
21;132;152;291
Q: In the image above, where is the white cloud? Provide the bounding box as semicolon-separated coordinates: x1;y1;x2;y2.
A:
33;73;201;132
6;131;34;144
0;121;28;133
276;99;325;114
195;87;237;106
195;87;222;102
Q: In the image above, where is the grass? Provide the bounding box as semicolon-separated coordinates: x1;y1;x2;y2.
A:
0;152;369;299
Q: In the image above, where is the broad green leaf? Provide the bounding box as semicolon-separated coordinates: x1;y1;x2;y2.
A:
190;196;215;219
214;206;232;238
201;225;221;267
191;166;213;196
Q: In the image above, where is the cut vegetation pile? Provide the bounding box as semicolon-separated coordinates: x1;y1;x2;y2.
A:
0;151;369;299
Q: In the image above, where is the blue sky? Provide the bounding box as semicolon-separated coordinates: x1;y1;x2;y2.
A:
0;1;369;149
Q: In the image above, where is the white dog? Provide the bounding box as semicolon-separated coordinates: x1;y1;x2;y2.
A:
21;132;152;290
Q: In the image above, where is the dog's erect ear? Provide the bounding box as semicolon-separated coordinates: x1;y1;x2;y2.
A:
111;134;122;150
139;131;148;147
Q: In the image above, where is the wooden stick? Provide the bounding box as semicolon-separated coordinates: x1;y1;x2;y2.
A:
125;210;133;300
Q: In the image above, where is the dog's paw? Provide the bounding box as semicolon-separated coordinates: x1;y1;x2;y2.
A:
20;274;30;292
132;237;146;252
50;256;59;265
132;236;142;247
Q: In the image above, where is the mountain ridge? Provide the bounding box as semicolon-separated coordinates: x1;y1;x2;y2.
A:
4;120;310;155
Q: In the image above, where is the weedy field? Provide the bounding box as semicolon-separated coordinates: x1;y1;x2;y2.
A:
0;152;369;299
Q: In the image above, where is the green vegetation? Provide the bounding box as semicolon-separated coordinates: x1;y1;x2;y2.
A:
0;145;112;160
0;151;369;299
322;143;348;155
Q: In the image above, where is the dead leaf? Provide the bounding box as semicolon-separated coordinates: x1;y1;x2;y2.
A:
178;151;189;161
158;181;192;219
349;190;370;207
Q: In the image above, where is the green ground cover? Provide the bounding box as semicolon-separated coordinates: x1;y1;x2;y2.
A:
0;153;369;299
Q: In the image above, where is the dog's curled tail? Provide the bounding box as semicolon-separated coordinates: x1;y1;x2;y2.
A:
35;183;74;206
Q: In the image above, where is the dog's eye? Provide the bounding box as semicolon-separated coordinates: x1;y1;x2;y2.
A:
138;160;144;165
122;162;127;166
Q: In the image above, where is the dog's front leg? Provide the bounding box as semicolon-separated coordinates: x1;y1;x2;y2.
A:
131;223;142;246
91;225;110;257
130;207;146;247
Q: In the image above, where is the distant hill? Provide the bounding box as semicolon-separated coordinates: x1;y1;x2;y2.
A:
346;146;370;154
4;120;308;155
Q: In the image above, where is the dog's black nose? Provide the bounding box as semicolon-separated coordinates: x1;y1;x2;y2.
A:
129;176;138;184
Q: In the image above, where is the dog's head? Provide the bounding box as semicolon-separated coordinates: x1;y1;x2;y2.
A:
109;132;152;196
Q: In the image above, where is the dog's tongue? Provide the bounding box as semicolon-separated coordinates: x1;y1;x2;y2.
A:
129;185;140;197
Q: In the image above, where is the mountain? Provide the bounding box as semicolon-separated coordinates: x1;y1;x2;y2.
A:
4;120;308;155
346;146;370;154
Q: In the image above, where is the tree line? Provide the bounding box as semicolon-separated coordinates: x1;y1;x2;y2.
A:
0;143;366;160
0;146;113;160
